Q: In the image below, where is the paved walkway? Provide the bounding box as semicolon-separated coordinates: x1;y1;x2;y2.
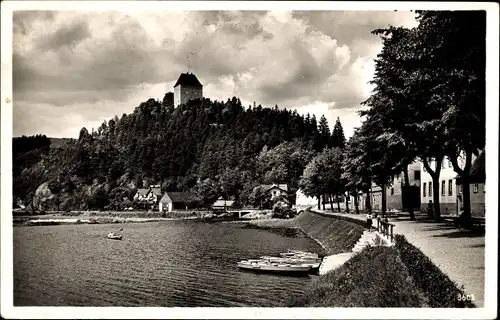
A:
311;209;485;307
318;252;355;276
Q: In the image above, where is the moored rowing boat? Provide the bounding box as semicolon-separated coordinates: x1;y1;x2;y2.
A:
237;260;311;275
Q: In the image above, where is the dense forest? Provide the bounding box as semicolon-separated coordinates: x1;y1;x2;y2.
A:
13;11;484;227
13;95;346;212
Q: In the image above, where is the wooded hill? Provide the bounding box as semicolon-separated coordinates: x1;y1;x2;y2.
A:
13;96;346;211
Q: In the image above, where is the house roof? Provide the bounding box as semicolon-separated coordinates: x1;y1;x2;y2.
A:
456;152;485;184
264;183;288;192
212;199;235;207
136;188;150;196
160;192;198;203
150;187;162;196
174;73;203;88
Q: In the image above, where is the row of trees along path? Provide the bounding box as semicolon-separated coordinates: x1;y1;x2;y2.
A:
336;11;485;228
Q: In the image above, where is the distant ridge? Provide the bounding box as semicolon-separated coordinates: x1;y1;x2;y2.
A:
49;137;75;148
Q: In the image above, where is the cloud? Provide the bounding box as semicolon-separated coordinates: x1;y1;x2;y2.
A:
12;10;417;138
35;19;91;51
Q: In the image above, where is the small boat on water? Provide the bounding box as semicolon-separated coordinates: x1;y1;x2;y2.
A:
107;232;123;240
237;260;311;275
280;250;319;258
259;256;321;271
261;255;320;262
237;250;322;275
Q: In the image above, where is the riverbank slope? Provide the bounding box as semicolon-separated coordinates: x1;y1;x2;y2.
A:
248;210;365;255
250;210;476;308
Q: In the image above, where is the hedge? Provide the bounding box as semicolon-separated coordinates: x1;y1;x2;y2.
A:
394;234;476;308
287;246;426;307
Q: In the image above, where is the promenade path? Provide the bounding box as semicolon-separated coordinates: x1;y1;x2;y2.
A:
310;209;485;307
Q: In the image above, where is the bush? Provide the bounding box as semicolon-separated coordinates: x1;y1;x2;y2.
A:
288;246;426;307
394;234;476;308
272;196;297;218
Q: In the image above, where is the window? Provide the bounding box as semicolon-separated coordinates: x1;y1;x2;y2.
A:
414;170;421;180
448;179;453;196
441;180;445;196
423;183;427;197
448;158;452;168
429;182;432;197
473;183;479;193
390;188;394;195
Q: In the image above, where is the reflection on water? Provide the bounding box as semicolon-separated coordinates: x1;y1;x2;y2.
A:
14;220;322;307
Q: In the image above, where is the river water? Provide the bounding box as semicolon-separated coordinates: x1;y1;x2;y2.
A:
13;220;322;307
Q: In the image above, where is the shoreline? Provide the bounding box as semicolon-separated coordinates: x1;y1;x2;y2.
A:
246;218;329;255
12;212;240;226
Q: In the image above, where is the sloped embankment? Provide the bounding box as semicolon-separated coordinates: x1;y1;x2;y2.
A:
249;210;364;255
288;246;428;307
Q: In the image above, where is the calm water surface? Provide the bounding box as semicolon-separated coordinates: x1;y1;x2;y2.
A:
14;220;322;307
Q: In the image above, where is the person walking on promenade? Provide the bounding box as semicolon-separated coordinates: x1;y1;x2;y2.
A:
427;200;434;219
366;212;373;231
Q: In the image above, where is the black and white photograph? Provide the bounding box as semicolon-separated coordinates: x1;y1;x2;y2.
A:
1;1;498;319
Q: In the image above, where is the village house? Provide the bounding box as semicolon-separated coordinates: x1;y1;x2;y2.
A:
134;188;151;202
385;162;421;212
262;183;289;200
149;185;162;203
159;192;198;212
295;189;318;207
456;151;485;217
212;196;236;212
420;152;480;216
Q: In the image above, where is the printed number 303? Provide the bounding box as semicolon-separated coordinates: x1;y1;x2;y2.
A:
458;294;475;301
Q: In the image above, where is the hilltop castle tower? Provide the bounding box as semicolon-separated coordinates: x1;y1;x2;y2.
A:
173;72;203;107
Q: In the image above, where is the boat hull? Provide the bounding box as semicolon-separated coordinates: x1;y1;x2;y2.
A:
237;262;311;276
107;235;123;240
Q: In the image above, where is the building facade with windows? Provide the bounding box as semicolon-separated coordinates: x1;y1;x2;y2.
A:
456;152;485;217
420;153;478;216
386;162;421;212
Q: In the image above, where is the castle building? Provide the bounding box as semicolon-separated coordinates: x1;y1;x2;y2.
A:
173;72;203;107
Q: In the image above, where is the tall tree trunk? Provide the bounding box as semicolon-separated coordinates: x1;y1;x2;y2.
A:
461;178;472;228
345;192;350;213
329;193;334;212
403;165;415;220
317;195;321;210
381;183;387;218
431;178;441;222
448;150;473;228
354;191;360;214
423;157;443;222
336;193;341;212
365;188;372;215
322;194;326;210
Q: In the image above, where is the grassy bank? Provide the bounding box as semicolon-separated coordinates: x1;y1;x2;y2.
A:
249;210;365;255
286;233;476;308
287;246;428;307
254;210;476;308
395;234;476;308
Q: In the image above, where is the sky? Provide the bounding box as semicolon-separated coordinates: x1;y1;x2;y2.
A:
12;9;418;139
